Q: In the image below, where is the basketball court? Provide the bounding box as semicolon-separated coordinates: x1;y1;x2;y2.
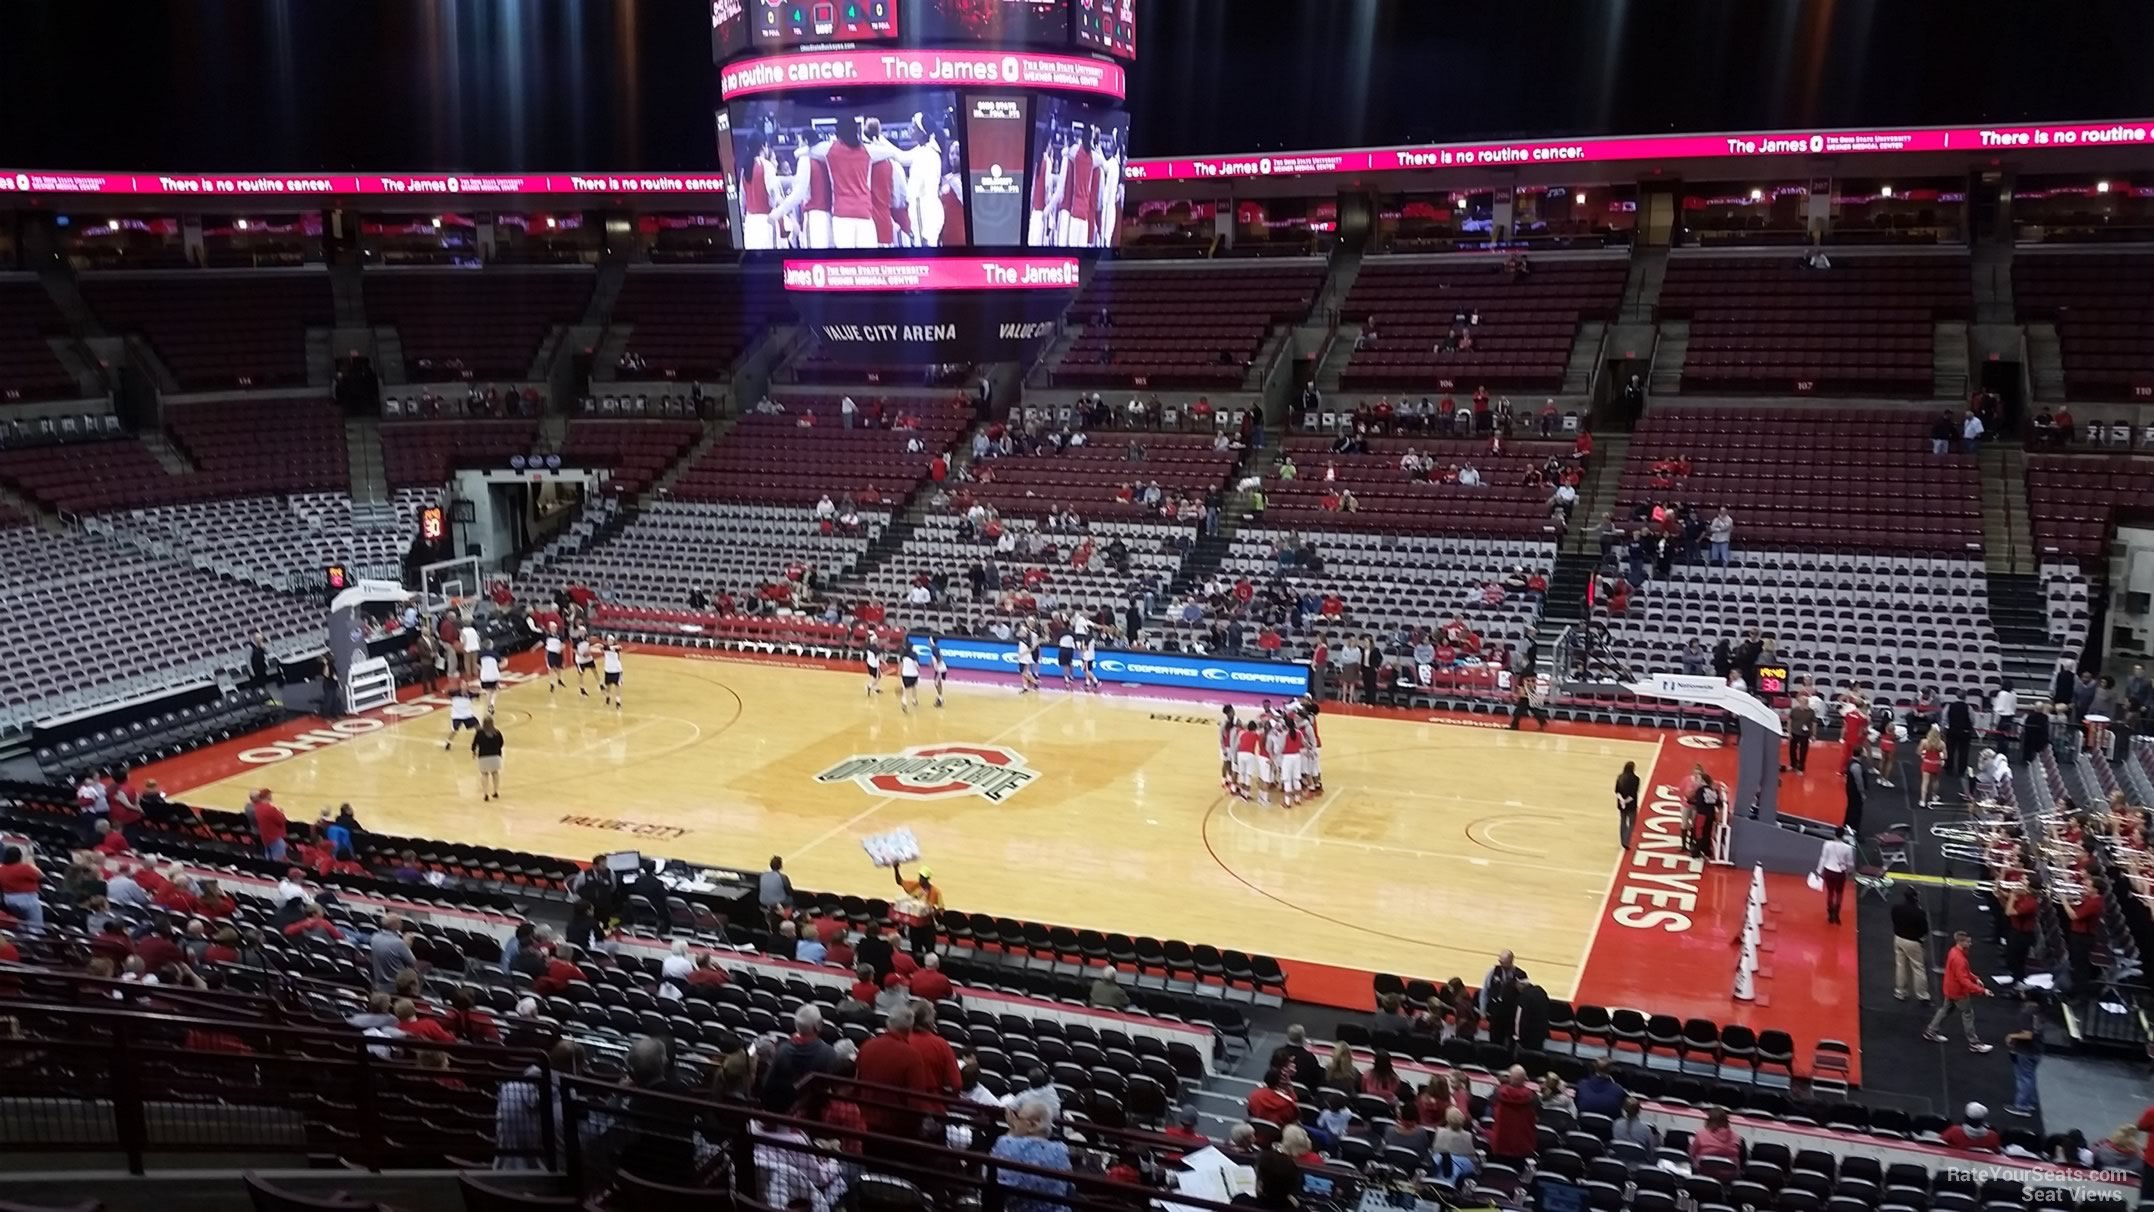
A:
158;649;1659;997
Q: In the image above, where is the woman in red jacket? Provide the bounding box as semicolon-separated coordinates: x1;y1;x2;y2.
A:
1487;1065;1540;1165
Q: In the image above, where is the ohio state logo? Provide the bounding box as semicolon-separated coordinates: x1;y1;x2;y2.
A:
815;744;1038;803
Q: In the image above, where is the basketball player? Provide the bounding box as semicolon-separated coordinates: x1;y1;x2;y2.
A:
1015;628;1037;694
443;682;480;750
902;112;945;247
573;629;596;696
930;637;949;708
738;132;781;251
1264;710;1289;806
1028;129;1064;245
1057;627;1077;688
1218;705;1240;791
1080;632;1100;692
1233;721;1269;805
477;646;503;711
458;614;481;680
864;633;885;696
543;623;566;692
861;117;908;249
1297;700;1324;794
898;648;921;714
600;637;624;710
1279;714;1306;807
784;119;837;249
822;121;877;249
1094;127;1122;248
1059;126;1099;247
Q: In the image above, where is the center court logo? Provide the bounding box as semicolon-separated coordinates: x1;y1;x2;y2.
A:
815;744;1038;803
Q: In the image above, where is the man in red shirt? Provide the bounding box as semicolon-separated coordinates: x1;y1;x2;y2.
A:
1488;1065;1539;1164
133;923;186;976
908;952;953;1003
906;1001;962;1093
533;945;583;997
1245;1066;1297;1127
854;1005;936;1133
249;789;289;862
0;845;45;929
1923;931;1994;1052
393;999;456;1045
92;820;131;856
685;953;730;990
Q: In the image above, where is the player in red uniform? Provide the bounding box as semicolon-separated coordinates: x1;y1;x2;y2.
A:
738;132;779;250
1059;127;1099;247
822;124;876;249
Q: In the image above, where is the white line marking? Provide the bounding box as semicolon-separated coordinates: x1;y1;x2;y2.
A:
1222;800;1611;882
1571;732;1666;1001
1291;788;1342;838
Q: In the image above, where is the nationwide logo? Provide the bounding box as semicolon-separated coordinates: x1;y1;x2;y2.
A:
815;744;1038;803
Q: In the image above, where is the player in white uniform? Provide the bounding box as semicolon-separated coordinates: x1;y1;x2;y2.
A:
898;650;921;713
477;649;502;711
864;637;884;696
1079;635;1099;692
573;631;595;696
543;624;566;692
600;639;624;710
1264;714;1288;805
930;638;948;708
443;683;479;750
1015;630;1037;694
458;617;481;680
1094;130;1121;248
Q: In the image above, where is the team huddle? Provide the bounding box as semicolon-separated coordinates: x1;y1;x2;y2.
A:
1222;699;1324;808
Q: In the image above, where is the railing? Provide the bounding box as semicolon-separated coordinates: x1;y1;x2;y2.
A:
554;1071;1267;1212
0;991;555;1175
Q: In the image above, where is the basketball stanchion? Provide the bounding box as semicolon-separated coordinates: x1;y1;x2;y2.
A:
1733;862;1770;1004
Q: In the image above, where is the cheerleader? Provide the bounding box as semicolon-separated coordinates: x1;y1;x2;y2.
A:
930;638;949;708
1058;628;1077;688
600;638;624;710
573;629;596;697
864;634;885;696
542;623;566;692
1080;634;1100;692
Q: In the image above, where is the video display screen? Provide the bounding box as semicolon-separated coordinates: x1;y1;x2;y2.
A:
963;94;1032;247
725;92;966;251
742;0;900;50
1071;0;1135;58
908;0;1069;46
713;0;751;60
1026;94;1130;248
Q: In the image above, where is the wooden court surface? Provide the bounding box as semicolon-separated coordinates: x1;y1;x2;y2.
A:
177;654;1659;995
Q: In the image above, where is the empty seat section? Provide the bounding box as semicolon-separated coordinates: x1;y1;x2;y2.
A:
1659;253;1969;395
2015;252;2154;401
78;273;331;390
611;269;793;379
1339;257;1626;391
365;270;593;379
1051;263;1325;390
0;278;77;403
